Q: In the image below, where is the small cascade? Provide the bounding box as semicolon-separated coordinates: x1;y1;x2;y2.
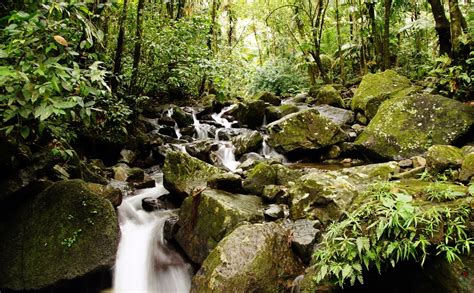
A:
167;108;182;139
215;142;240;172
114;178;191;293
211;105;237;129
261;114;267;127
192;112;208;139
261;136;287;163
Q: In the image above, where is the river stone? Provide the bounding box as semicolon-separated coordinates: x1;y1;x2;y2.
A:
355;94;474;161
289;162;399;223
207;172;243;193
265;104;300;123
267;108;347;154
459;153;474;182
264;204;284;219
252;91;281;106
314;105;355;127
351;70;415;119
170;105;193;127
426;145;464;173
0;180;119;290
243;162;278;195
231;130;263;156
184;139;217;163
290;219;321;263
308;85;344;108
191;222;303;293
262;185;290;203
86;183;123;207
163;151;224;200
176;189;264;264
231;101;267;129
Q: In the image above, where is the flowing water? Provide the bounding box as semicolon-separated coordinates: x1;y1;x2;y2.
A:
214;142;240;172
114;177;191;293
192;112;208;139
211;104;237;129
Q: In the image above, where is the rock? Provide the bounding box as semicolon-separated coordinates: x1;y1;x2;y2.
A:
321;145;341;160
356;112;368;125
314;105;355;127
207;172;243;193
399;159;413;168
243;162;278;195
141;197;175;212
232;101;267;129
118;149;136;164
351;70;415;119
184;139;218;163
262;185;289;203
421;254;474;293
231;130;263;156
253;91;281;106
176;189;264;264
163;214;179;242
309;85;344;108
412;156;427;168
170;105;193;128
461;145;474;155
264;204;284;219
355;94;474;161
426;145;464;173
239;152;266;170
133;176;156;189
459;153;474;181
351;124;365;134
265;104;300;123
191;222;303;292
86;183;123;207
0;180;119;290
112;164;145;182
284;93;309;104
267;109;347;154
290;219;321;263
163;151;225;200
289;162;399;223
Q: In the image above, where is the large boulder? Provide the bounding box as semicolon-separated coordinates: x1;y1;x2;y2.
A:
175;189;264;264
314;105;355;127
351;70;415;119
252;91;281;106
243;162;303;195
265;104;300;123
355;94;474;161
231;101;267;129
426;145;464;173
308;85;344;108
459;153;474;182
289;162;399;223
163;151;225;200
0;180;119;290
231;130;263;156
191;222;303;292
267;109;347;154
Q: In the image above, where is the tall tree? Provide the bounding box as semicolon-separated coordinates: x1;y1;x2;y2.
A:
130;0;146;92
428;0;452;56
448;0;466;55
335;0;345;82
382;0;392;70
112;0;129;92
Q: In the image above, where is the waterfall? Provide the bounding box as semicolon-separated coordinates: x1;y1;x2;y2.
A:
261;136;287;163
167;108;182;139
192;112;208;139
114;179;191;293
211;105;237;129
215;142;240;172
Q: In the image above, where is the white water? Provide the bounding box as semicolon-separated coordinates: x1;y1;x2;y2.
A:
114;180;191;293
261;136;287;163
167;108;182;139
211;105;237;129
192;112;208;139
215;142;240;172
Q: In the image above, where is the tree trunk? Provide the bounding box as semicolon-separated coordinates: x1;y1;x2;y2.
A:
382;0;392;70
428;0;452;56
112;0;128;92
207;0;219;52
176;0;185;19
130;0;146;93
227;4;234;48
448;0;465;55
367;2;379;61
335;0;345;83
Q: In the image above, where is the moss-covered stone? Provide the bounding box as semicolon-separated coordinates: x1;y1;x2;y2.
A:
0;180;119;290
289;162;399;223
308;85;344;108
265;104;300;123
242;162;278;195
459;153;474;182
252;91;281;105
176;189;264;264
163;151;225;199
426;145;464;173
267;109;347;154
315;105;355;126
86;183;123;207
170;105;193;127
351;70;416;119
191;222;303;292
231;130;263;156
355;94;474;161
232;101;267;129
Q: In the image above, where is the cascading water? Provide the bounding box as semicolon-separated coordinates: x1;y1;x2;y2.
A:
214;142;240;172
211;105;237;129
261;136;287;163
114;176;191;293
167;108;182;139
192;112;208;139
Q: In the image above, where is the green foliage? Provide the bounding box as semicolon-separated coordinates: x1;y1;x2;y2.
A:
313;181;473;287
249;57;308;96
0;1;130;143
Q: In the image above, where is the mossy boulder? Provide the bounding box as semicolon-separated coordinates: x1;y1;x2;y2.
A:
355;94;474;161
170;105;193;127
191;222;303;293
267;109;347;154
163;151;225;200
176;189;264;264
308;85;344;108
459;153;474;182
315;105;355;127
351;70;415;119
243;162;303;195
289;162;399;223
232;101;267;129
426;145;464;173
252;91;281;106
265;104;300;123
0;180;119;290
231;130;263;156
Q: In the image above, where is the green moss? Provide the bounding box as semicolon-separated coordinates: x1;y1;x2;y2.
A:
243;162;278;195
0;180;119;290
313;85;344;108
459;153;474;181
426;145;464;173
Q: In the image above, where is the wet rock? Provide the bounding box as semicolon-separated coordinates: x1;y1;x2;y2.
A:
86;183;123;207
243;162;278;195
141;197;174;212
191;222;303;292
398;159;413;168
163;214;180;242
265;104;300;123
289;162;399;223
351;70;415;119
184;139;217;163
426;145;464;173
308;85;344;108
267;109;347;154
421;254;474;293
112;164;145;182
262;185;289;203
231;101;267;129
133;175;156;189
207;172;243;193
321;145;342;160
285;93;309;104
0;180;119;290
238;152;266;170
118;149;136;165
169;105;193;128
163;151;225;200
231;130;263;156
290;219;321;263
253;91;281;106
176;189;264;264
314;105;355;127
264;204;284;219
355;94;474;160
459;153;474;182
